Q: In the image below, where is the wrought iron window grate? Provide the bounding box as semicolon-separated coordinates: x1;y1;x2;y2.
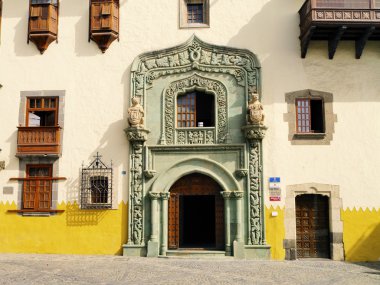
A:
81;153;113;209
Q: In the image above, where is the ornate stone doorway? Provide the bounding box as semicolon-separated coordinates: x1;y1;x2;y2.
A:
296;194;330;258
168;173;224;250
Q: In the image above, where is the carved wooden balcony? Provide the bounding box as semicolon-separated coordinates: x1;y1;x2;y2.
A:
89;0;119;53
299;0;380;59
17;126;61;157
28;1;59;54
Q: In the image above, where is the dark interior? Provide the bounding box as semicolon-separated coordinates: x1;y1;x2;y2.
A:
181;195;215;248
310;99;324;133
196;92;215;127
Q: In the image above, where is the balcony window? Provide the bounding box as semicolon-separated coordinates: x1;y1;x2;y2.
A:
177;91;215;128
27;97;58;127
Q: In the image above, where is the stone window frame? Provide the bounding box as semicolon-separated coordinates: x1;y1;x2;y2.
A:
283;183;344;261
179;0;210;28
284;89;337;145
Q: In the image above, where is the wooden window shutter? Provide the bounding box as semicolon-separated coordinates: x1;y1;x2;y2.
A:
101;3;111;15
31;6;40;17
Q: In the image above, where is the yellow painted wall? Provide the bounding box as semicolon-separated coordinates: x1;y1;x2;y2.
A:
342;208;380;262
0;202;128;255
265;206;285;260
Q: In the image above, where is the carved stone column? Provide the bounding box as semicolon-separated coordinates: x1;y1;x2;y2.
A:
147;192;160;257
123;127;149;256
160;192;170;256
241;124;271;259
221;191;232;256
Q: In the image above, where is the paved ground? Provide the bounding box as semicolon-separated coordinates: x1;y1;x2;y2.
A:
0;254;379;285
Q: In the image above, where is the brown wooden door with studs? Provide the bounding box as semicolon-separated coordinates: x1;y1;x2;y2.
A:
168;173;224;250
296;194;330;258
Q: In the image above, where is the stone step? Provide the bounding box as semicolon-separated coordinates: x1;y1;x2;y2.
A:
162;250;230;259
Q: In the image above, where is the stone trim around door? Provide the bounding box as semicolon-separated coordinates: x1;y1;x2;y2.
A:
284;183;344;261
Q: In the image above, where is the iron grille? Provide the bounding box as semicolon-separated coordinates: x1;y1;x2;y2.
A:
81;152;112;209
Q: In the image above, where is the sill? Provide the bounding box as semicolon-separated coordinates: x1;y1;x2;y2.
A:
294;133;326;139
7;209;64;216
180;23;210;29
81;204;113;210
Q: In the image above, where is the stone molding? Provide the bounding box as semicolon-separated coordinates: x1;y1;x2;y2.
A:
284;89;337;145
284;182;344;261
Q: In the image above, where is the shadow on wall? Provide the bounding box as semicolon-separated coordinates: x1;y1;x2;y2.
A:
5;131;18;171
344;208;380;262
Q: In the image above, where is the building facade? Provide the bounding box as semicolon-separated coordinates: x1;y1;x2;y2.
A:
0;0;379;261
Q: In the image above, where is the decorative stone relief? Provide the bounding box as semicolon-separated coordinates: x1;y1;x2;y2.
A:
143;170;156;179
247;93;265;125
128;98;145;128
234;169;248;179
125;127;150;245
131;35;260;107
176;129;215;145
242;124;267;245
163;74;228;145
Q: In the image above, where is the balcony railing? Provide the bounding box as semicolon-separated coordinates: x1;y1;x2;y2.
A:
17;126;61;156
299;0;380;59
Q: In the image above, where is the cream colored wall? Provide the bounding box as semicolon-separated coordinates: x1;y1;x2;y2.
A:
0;0;379;211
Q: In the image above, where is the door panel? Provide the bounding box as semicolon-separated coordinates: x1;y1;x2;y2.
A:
296;194;330;258
168;193;179;249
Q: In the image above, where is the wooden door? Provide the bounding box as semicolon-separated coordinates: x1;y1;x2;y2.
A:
168;193;179;249
296;194;330;258
168;173;224;250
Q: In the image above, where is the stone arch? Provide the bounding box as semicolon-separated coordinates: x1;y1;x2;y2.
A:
284;182;344;261
151;157;240;194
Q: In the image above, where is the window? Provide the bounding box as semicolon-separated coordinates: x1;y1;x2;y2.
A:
284;90;337;145
177;91;214;127
23;164;53;210
179;0;209;28
81;153;113;209
296;98;324;133
26;97;58;127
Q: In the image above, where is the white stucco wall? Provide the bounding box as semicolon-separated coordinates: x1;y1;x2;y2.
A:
0;0;379;209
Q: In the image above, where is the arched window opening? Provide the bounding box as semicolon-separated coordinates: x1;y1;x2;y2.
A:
177;91;215;127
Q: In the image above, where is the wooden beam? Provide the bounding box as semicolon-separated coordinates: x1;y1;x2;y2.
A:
355;26;375;59
300;26;316;58
328;26;347;60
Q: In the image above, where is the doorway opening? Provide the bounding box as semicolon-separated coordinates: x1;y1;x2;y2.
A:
296;194;330;258
168;173;224;250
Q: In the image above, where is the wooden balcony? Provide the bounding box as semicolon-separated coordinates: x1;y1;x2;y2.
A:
299;0;380;59
17;126;61;157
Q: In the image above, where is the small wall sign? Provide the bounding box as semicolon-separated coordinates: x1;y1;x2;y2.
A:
269;177;281;201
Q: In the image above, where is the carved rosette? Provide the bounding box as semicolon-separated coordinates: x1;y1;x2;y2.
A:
125;127;150;246
242;124;267;245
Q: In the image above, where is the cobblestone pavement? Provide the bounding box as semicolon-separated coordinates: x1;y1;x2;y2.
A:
0;254;379;285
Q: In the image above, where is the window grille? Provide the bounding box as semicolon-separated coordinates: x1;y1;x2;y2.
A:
81;153;112;209
187;3;203;23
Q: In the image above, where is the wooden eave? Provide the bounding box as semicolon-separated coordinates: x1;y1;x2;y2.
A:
299;1;380;59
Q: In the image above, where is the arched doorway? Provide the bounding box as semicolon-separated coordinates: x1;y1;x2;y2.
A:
296;194;330;258
168;173;224;250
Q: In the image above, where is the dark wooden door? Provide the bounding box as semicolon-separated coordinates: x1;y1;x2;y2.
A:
168;173;224;250
296;194;330;258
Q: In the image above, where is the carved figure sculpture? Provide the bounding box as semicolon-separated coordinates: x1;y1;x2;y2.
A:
128;98;144;128
247;93;264;125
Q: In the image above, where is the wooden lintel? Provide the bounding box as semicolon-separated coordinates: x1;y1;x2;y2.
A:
9;177;67;181
300;26;316;58
328;26;347;60
355;26;376;59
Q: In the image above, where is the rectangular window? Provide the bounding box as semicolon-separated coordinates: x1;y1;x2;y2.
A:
90;176;109;204
180;0;209;28
27;97;58;127
177;93;196;127
23;165;52;210
187;3;203;24
296;98;324;133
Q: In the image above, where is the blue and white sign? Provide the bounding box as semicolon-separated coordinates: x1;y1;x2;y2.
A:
269;177;281;189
